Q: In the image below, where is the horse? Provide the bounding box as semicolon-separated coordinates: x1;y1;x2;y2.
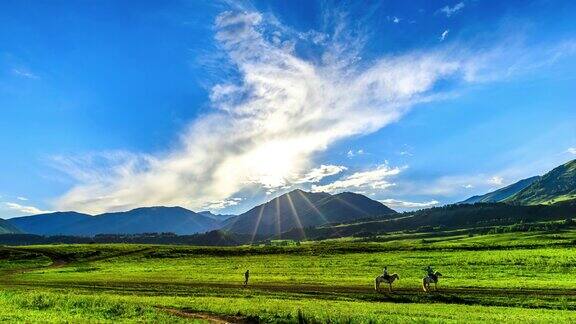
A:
422;271;442;292
374;273;400;292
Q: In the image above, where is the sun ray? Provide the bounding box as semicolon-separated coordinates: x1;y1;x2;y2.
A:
296;190;329;225
334;196;370;217
250;204;266;244
275;196;281;238
295;190;344;239
286;191;307;240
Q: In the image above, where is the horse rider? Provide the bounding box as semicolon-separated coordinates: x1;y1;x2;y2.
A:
425;265;436;281
244;269;250;287
382;266;390;280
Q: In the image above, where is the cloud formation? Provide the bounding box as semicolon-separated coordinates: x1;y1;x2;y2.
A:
312;164;401;193
440;2;465;17
54;10;495;214
347;149;364;158
488;176;504;186
379;199;439;209
202;197;243;211
3;202;51;215
396;173;509;197
295;165;347;184
12;68;40;80
440;30;450;41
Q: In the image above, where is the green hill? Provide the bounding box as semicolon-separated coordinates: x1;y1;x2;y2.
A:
507;159;576;205
282;200;576;240
461;176;540;203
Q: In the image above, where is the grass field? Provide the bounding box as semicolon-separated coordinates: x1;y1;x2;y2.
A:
0;229;575;322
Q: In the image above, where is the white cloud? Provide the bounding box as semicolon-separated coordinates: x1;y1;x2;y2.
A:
12;68;39;80
16;196;28;201
398;174;507;197
488;176;504;186
440;30;449;41
52;10;528;214
347;149;365;158
202;197;243;210
393;17;400;24
311;164;401;193
380;199;439;209
440;2;465;17
567;147;576;155
3;202;51;215
295;164;347;183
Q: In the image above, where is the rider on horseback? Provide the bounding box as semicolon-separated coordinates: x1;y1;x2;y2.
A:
425;265;436;281
382;266;390;280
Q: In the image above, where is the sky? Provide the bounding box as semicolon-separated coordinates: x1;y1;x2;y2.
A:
1;0;575;218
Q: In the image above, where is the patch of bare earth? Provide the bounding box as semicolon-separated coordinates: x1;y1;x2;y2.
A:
159;307;256;324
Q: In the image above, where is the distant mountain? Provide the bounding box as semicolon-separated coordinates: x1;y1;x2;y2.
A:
0;218;23;234
8;207;219;236
224;189;396;236
461;176;541;204
198;211;236;222
282;200;576;240
507;159;576;205
8;211;91;235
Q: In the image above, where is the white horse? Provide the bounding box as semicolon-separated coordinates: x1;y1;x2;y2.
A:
374;273;400;292
422;271;442;292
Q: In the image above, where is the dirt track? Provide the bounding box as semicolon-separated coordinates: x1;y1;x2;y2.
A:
158;307;255;324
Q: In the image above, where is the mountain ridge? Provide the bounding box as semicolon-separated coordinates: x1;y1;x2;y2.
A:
507;159;576;205
224;189;396;237
461;176;541;204
8;206;219;236
461;159;576;206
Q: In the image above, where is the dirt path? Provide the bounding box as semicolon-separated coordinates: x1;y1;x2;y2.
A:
158;307;254;324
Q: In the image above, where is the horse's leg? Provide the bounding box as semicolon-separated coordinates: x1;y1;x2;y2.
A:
389;282;392;292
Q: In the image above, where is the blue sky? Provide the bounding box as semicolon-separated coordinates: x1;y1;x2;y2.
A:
1;0;575;218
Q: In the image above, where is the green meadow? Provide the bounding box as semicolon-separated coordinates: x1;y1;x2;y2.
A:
1;229;575;323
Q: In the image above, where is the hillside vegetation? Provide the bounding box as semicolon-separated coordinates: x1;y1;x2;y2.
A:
461;176;540;203
508;159;576;205
282;200;576;240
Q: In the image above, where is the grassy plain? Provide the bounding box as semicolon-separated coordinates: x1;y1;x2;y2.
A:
0;229;575;322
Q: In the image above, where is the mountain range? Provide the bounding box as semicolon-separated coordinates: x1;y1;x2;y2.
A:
461;176;541;204
5;190;396;237
3;158;575;238
461;159;576;205
8;207;219;236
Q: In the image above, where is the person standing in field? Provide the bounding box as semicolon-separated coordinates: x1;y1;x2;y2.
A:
244;269;250;287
